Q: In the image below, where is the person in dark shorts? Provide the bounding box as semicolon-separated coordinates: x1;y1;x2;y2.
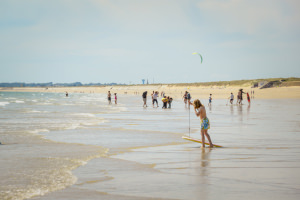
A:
142;91;148;107
108;91;112;104
230;92;234;104
208;94;212;106
187;92;192;107
168;96;173;108
153;91;159;107
183;91;188;105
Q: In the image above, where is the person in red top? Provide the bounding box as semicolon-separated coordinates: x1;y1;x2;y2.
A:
114;93;117;104
247;92;250;105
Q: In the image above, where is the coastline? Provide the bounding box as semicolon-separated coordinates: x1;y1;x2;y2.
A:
1;85;300;99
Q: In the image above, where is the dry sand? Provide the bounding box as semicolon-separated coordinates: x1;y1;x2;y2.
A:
1;85;300;99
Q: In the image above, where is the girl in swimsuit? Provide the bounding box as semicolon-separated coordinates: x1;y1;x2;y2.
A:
190;99;213;148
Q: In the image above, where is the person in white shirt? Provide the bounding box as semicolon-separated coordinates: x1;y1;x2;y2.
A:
230;92;234;104
152;91;159;107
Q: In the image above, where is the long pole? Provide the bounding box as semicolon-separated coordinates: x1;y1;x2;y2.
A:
189;104;190;137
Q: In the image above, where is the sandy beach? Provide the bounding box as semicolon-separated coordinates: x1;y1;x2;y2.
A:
1;84;300;99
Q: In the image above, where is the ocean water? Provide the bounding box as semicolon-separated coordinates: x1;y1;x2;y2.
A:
1;92;300;200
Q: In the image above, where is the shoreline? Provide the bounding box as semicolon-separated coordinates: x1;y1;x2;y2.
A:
1;85;300;99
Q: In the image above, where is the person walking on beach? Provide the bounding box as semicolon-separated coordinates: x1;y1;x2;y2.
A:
208;94;212;106
114;93;117;104
153;91;159;107
108;91;112;104
190;99;213;148
65;91;68;97
142;91;148;107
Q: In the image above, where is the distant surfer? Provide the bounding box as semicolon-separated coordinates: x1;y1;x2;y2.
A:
190;99;213;148
108;91;112;104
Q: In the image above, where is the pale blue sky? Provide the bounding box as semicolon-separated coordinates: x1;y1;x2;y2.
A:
0;0;299;84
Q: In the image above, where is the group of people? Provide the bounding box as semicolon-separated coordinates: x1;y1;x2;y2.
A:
142;91;173;108
229;89;251;105
143;90;212;148
105;88;256;148
107;91;117;104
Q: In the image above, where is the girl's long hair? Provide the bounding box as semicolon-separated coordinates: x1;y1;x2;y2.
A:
193;99;203;109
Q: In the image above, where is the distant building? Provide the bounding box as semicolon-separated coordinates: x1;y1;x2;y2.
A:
142;79;145;84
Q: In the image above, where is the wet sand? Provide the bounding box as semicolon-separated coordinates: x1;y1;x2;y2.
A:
32;96;300;200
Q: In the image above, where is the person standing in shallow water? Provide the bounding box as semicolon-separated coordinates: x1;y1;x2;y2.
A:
247;92;250;105
208;94;212;106
142;91;148;107
114;93;117;104
190;99;213;148
107;91;112;104
230;92;234;104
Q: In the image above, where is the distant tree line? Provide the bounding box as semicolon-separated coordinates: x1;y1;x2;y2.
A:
0;82;124;87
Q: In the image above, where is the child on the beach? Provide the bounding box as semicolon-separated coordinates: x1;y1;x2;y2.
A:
190;99;213;148
114;93;117;104
230;92;234;104
208;94;212;106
